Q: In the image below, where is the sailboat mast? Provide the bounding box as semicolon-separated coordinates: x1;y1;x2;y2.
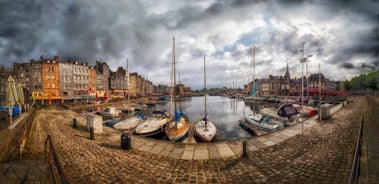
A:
253;46;255;86
204;55;207;116
253;46;256;113
173;37;177;113
127;58;130;114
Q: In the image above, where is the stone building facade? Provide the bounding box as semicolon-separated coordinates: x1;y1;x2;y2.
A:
1;56;156;103
41;57;60;100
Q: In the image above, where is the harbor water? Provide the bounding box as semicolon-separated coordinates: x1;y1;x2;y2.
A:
145;95;254;142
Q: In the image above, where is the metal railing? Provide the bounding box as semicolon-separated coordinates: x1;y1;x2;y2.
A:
45;135;70;184
348;116;363;183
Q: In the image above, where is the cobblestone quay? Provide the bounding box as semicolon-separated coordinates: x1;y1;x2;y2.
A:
363;96;379;183
24;97;367;183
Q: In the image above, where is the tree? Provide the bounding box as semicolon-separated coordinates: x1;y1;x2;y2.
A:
343;80;351;90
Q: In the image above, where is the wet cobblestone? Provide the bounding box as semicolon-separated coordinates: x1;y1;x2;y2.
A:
24;97;368;183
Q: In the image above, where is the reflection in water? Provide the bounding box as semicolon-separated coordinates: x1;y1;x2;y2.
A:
148;95;253;141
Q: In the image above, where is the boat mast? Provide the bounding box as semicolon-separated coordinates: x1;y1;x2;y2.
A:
253;46;256;114
319;63;322;122
127;58;130;115
179;66;182;111
204;55;208;128
253;46;255;90
173;37;177;118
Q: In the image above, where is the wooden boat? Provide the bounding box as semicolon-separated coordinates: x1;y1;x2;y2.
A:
195;56;217;143
165;112;190;141
143;98;157;106
156;96;167;104
130;102;148;111
97;107;121;119
134;110;169;137
164;37;190;142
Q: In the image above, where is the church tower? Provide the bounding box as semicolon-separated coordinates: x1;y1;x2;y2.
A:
284;61;290;82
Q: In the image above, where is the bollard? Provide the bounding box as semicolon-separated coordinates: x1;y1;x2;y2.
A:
73;118;78;128
121;133;131;150
90;127;95;140
242;140;248;159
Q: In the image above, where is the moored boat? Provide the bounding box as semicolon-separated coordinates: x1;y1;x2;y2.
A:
156;96;167;104
194;56;217;143
195;115;217;142
130;102;148;111
134;110;169;137
165;112;190;141
97;107;121;119
113;112;145;131
245;113;284;132
164;37;190;142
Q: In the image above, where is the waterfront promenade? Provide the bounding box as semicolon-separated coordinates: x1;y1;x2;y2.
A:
1;96;377;183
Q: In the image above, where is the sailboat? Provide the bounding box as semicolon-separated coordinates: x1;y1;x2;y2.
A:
244;47;284;132
195;56;217;143
113;59;145;131
165;37;190;142
244;46;265;104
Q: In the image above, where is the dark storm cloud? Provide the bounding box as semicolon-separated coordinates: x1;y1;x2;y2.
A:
0;0;378;88
341;63;354;69
0;0;169;69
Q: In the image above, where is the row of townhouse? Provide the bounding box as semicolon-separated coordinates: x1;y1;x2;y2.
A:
0;56;155;103
244;63;341;97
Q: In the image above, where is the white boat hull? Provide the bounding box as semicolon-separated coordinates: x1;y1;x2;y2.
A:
134;117;168;136
195;120;217;142
245;114;284;132
113;116;144;131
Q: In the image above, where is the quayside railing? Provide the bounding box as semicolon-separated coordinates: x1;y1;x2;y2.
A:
45;135;70;184
348;116;363;184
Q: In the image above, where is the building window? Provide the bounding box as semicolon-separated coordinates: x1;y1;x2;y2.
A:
52;83;55;88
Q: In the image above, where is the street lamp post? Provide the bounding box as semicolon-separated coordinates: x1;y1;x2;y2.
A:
300;42;312;135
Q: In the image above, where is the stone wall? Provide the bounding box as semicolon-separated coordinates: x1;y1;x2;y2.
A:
0;109;35;162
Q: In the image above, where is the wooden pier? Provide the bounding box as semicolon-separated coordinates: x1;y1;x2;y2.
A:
182;124;197;144
239;120;268;136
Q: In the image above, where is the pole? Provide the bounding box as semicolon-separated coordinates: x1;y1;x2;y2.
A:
204;55;208;130
319;63;322;122
127;59;130;114
8;103;12;124
204;55;207;116
173;37;177;114
301;42;305;135
306;61;309;97
253;46;255;94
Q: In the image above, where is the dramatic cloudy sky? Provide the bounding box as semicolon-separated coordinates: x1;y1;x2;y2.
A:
1;0;378;89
